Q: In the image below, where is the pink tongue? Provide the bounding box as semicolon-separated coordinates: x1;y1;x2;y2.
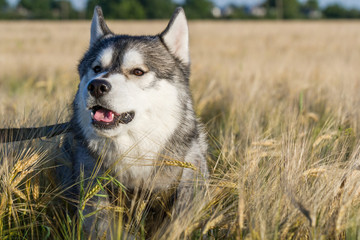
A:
93;109;114;123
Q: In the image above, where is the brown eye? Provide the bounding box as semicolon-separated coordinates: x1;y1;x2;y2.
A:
132;68;145;76
93;66;102;73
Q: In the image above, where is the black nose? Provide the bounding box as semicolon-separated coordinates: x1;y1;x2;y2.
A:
87;79;112;98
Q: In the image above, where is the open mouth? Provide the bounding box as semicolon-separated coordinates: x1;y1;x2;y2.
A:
90;105;135;129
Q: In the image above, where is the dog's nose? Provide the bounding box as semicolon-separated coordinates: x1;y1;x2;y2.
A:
87;80;111;98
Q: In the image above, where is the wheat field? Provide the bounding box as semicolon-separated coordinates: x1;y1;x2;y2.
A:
1;20;360;239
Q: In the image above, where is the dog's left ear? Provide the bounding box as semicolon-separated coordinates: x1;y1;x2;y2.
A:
90;6;113;46
160;8;189;65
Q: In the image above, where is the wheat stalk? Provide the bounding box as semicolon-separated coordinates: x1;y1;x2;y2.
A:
302;168;327;178
10;153;41;188
161;160;197;171
135;200;147;225
12;188;27;200
251;139;279;147
82;184;101;210
32;174;40;200
313;132;337;148
202;214;224;234
9;149;32;181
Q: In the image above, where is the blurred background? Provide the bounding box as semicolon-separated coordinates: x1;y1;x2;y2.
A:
0;0;360;20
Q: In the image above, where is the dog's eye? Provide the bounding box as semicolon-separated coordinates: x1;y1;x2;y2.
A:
132;68;145;76
93;66;102;74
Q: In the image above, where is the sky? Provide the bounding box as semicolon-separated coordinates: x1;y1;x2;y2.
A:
7;0;360;11
211;0;360;9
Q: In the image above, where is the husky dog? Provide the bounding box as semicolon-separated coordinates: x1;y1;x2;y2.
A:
60;6;208;238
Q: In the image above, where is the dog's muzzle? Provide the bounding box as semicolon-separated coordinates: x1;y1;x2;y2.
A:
90;105;135;129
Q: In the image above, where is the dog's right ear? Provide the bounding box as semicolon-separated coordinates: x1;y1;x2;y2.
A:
160;8;190;65
90;6;113;46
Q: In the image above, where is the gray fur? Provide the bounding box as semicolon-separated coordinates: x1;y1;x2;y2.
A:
59;6;208;238
90;6;113;46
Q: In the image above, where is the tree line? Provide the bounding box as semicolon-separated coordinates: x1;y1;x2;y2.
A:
0;0;359;20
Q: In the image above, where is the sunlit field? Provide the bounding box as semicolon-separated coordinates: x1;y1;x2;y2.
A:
1;20;360;239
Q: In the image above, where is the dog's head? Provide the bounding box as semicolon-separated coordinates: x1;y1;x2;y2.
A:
74;6;190;139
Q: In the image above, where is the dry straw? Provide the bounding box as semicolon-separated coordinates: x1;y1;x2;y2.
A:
1;20;360;239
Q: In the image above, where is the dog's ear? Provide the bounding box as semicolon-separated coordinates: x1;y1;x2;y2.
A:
90;6;112;46
160;7;189;65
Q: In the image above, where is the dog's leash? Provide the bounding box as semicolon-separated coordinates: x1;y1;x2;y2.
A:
0;122;71;143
